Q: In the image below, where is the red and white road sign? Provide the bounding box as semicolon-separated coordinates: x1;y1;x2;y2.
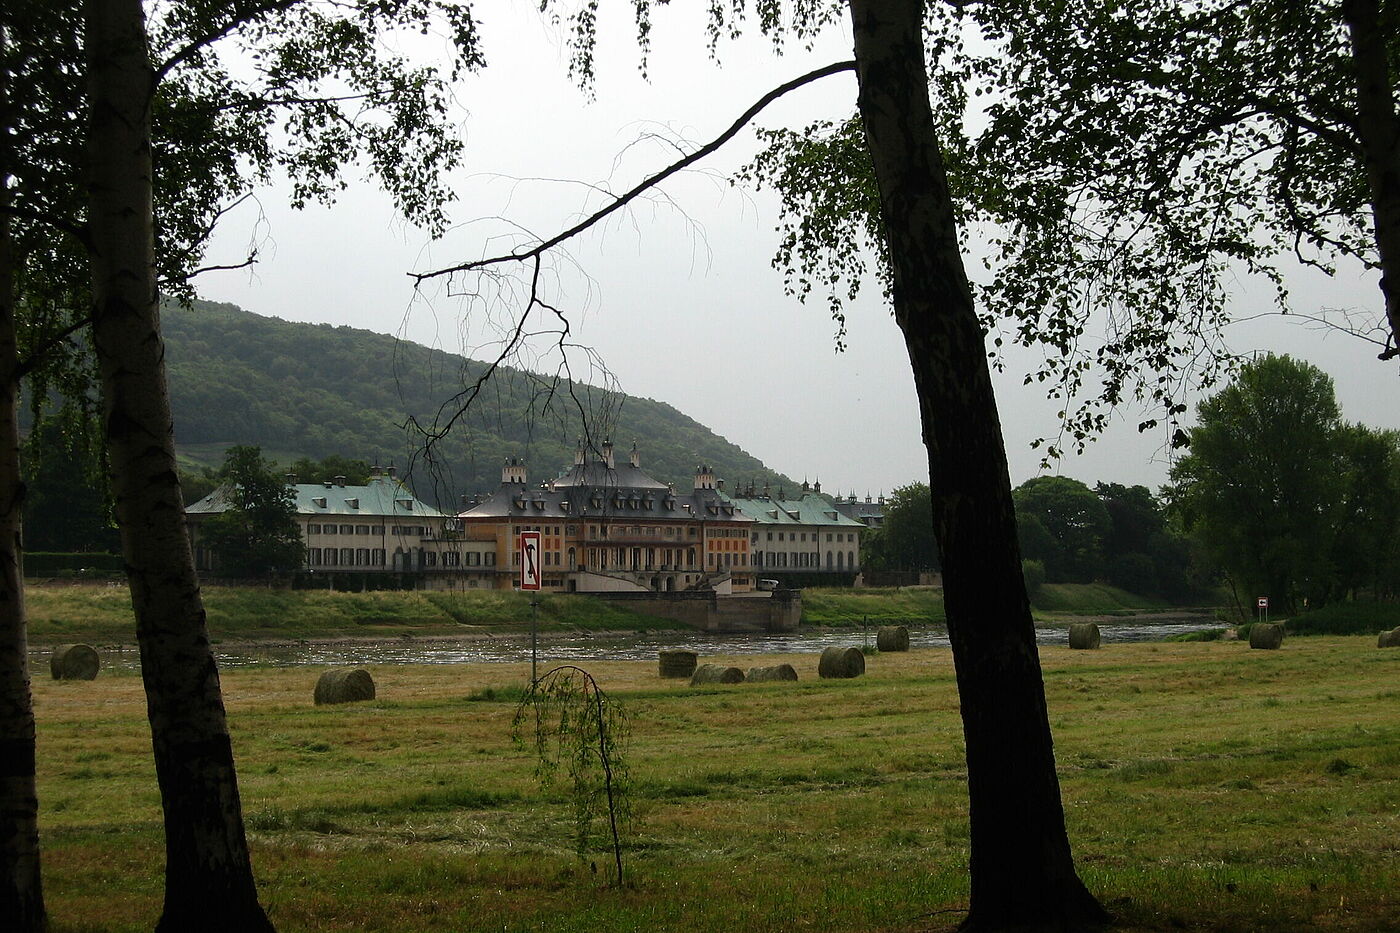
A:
519;531;542;591
1257;596;1269;609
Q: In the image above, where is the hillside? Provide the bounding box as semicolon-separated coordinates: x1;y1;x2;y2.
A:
164;300;792;502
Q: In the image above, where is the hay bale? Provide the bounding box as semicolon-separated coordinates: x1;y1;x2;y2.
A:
818;646;866;679
658;649;699;678
1377;627;1400;648
1249;622;1285;650
314;668;376;705
745;663;798;683
876;625;910;652
689;663;744;685
1068;623;1101;650
50;644;100;681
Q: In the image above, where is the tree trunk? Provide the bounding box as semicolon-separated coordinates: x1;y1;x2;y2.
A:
1342;0;1400;359
0;72;47;928
85;0;273;929
846;1;1107;928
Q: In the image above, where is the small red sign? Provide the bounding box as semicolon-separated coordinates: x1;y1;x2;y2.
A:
519;531;542;591
1257;597;1269;609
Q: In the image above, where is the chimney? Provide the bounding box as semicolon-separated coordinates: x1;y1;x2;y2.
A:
602;438;615;469
285;473;298;485
387;465;397;479
370;464;382;478
629;441;640;468
502;457;527;485
334;475;346;487
814;478;821;494
716;478;725;491
574;438;585;466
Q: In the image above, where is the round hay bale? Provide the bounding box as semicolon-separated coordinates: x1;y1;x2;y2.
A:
1068;623;1101;650
314;668;376;705
658;649;699;678
1377;627;1400;648
1249;622;1285;650
818;646;866;679
745;663;798;683
689;663;744;686
50;644;100;681
876;625;910;652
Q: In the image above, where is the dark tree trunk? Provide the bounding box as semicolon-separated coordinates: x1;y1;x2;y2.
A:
1342;0;1400;358
846;1;1107;928
0;74;47;928
85;0;273;929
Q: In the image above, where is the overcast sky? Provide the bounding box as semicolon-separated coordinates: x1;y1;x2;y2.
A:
197;1;1399;497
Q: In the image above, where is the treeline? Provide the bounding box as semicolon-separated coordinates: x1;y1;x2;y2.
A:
864;355;1400;614
862;478;1208;602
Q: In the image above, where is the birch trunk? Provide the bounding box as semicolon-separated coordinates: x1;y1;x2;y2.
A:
847;0;1107;927
1342;0;1400;358
0;102;47;929
86;0;273;928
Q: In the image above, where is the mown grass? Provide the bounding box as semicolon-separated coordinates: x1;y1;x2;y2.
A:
800;586;947;625
1032;582;1174;615
33;637;1400;932
24;583;683;644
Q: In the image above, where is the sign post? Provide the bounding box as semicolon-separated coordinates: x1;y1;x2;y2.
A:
520;531;542;684
1257;596;1269;626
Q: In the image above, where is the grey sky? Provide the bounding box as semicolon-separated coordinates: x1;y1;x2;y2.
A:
198;2;1399;497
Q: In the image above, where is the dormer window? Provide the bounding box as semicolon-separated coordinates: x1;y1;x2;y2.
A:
313;496;327;508
396;498;414;511
346;498;359;510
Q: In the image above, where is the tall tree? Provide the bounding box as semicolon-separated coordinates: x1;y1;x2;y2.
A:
1170;354;1346;613
847;0;1105;925
6;0;483;924
201;446;303;577
87;1;274;926
866;482;939;571
1012;476;1111;583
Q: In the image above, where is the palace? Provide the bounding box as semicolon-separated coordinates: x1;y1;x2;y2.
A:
459;441;754;593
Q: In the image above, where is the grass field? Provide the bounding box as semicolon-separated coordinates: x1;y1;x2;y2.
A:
33;636;1400;932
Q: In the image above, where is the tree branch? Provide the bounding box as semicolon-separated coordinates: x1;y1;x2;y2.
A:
153;0;304;87
410;60;858;284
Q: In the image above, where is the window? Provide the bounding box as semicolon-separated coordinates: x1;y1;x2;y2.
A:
340;548;354;565
356;548;370;566
485;552;495;566
322;525;336;536
308;523;322;534
309;549;322;566
372;549;385;566
339;524;353;535
424;552;437;567
356;525;370;535
324;547;338;566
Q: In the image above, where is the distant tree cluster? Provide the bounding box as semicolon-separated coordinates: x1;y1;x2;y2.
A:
1170;355;1400;615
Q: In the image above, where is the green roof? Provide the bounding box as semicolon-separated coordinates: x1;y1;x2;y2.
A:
187;475;444;519
724;493;866;528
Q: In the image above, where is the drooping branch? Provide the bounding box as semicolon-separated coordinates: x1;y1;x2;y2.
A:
409;59;857;284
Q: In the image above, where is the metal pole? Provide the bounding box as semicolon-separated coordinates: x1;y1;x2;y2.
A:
531;594;539;685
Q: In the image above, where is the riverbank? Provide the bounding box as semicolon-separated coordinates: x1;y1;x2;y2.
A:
24;580;1220;646
32;637;1400;932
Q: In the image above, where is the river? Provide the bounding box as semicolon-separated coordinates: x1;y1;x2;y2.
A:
50;616;1223;673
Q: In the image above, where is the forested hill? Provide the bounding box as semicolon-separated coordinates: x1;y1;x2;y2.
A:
164;300;793;502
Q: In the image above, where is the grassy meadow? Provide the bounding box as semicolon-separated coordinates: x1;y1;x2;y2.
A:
33;636;1400;932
